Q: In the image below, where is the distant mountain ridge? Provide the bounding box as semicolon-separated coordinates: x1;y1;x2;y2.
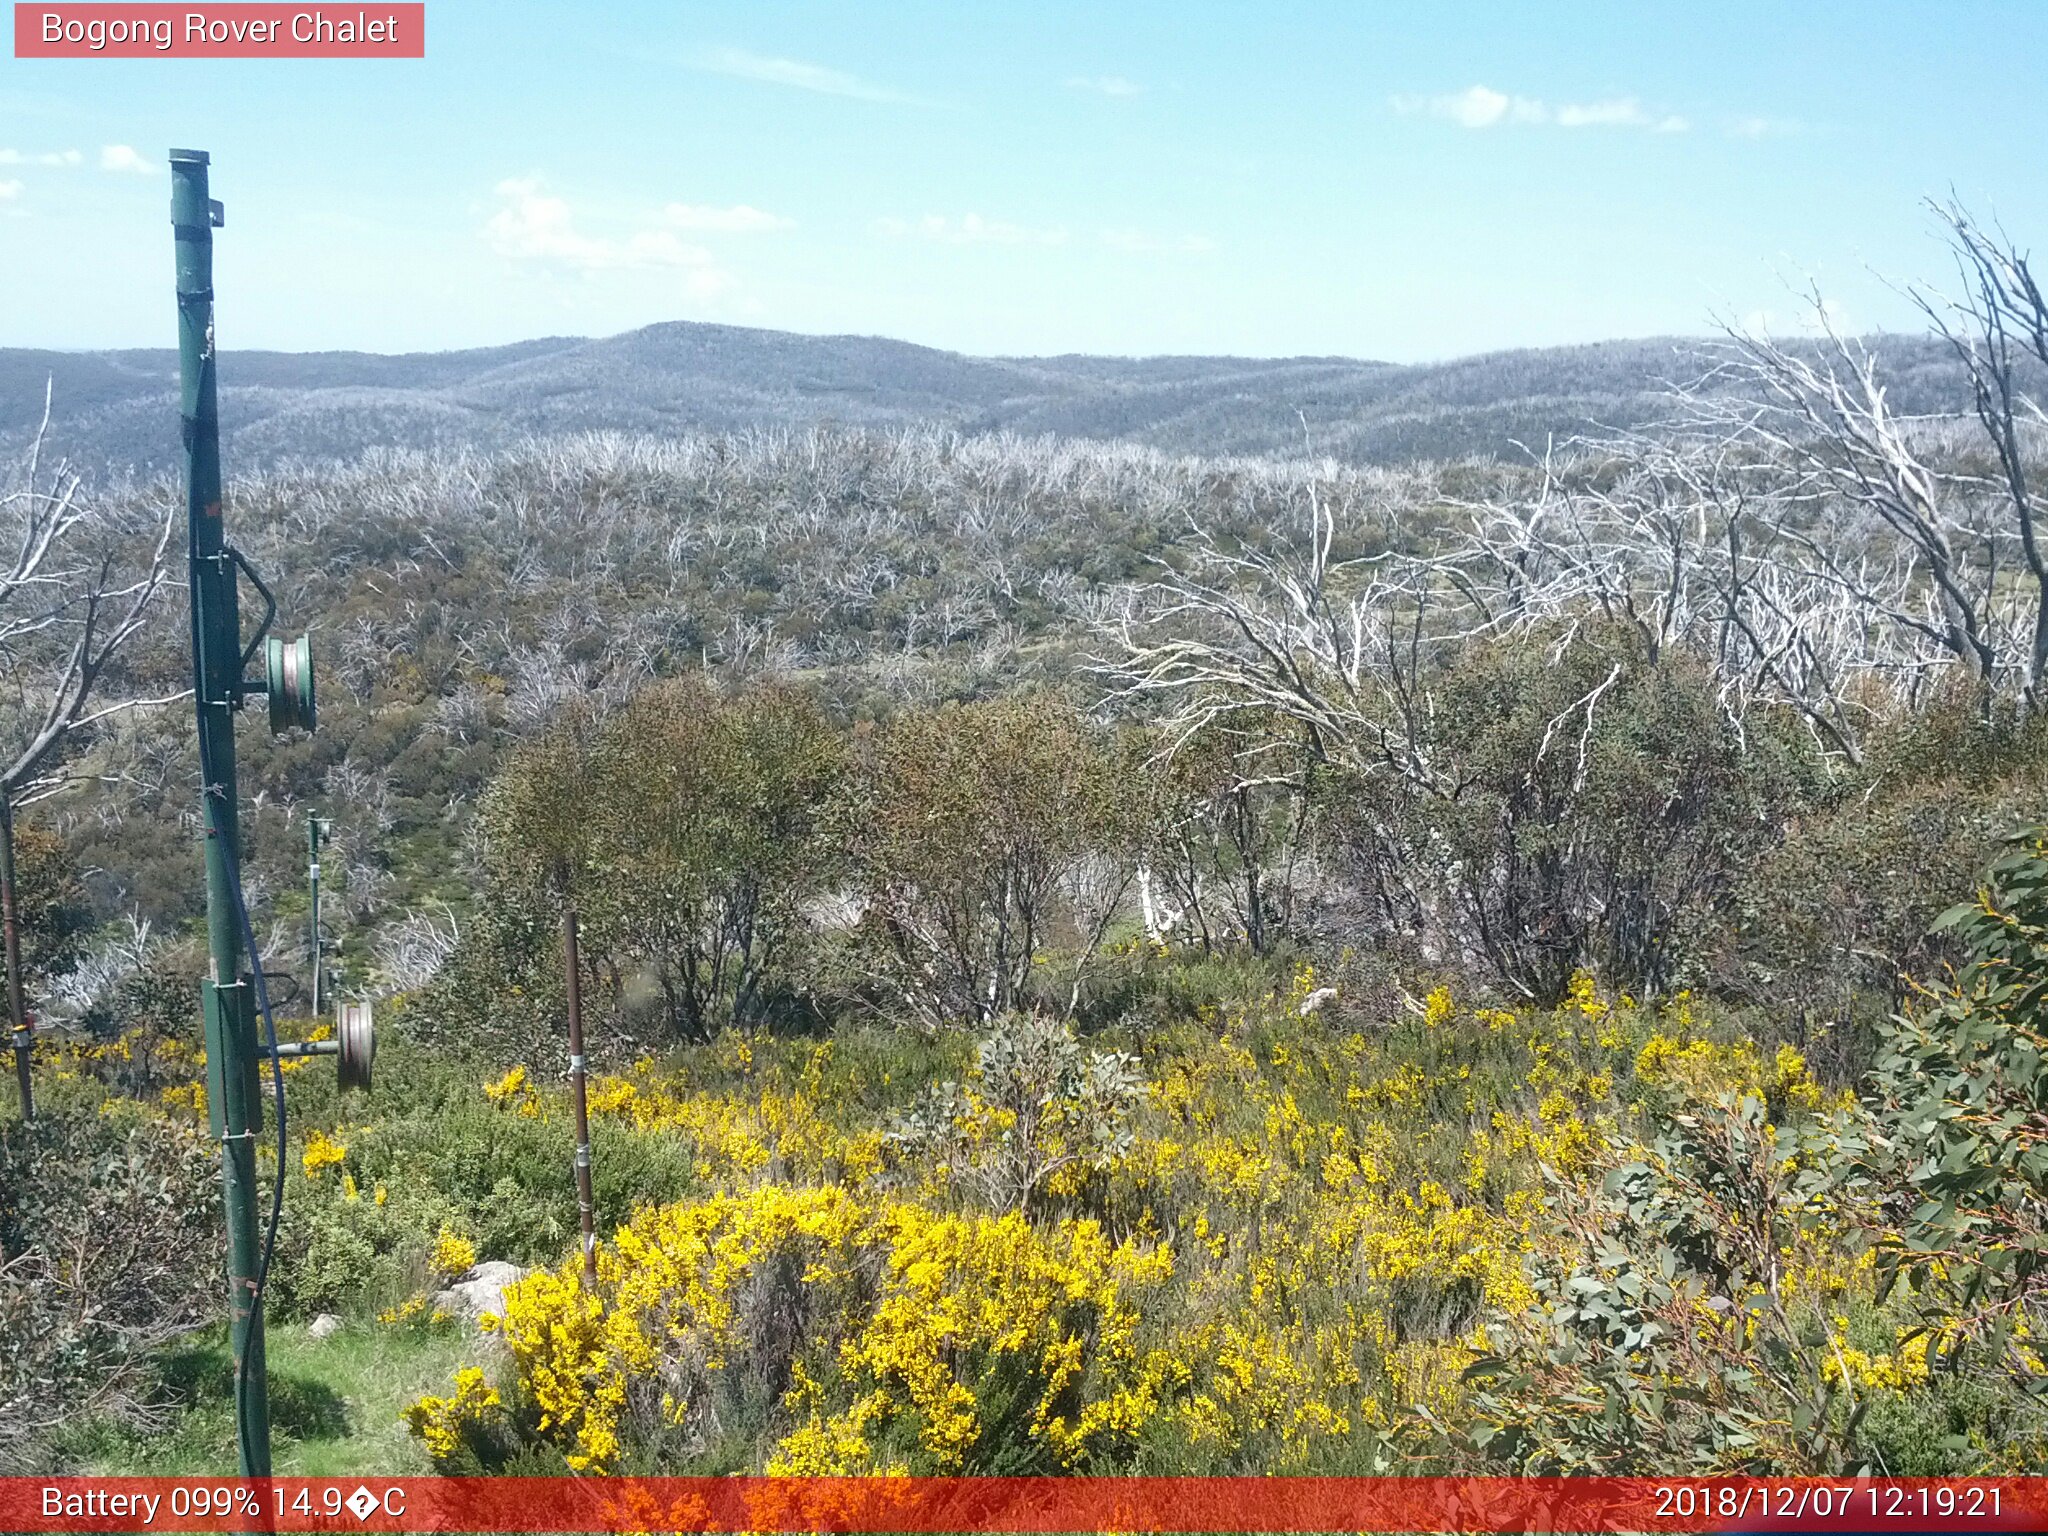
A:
0;321;1973;475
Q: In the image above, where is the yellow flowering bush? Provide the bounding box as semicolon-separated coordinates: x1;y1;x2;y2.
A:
430;1226;478;1280
301;1128;348;1178
159;1081;206;1118
404;1366;505;1463
1821;1319;1939;1393
405;973;1932;1476
488;1184;1174;1473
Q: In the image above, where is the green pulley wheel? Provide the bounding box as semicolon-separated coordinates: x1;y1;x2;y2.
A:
265;633;316;734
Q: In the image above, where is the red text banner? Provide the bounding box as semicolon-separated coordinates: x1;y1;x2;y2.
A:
2;1476;2045;1533
14;4;424;57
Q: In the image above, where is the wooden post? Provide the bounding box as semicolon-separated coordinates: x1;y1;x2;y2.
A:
1;794;33;1121
563;908;597;1285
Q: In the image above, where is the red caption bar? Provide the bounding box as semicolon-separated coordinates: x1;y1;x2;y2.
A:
14;3;422;56
3;1477;2046;1533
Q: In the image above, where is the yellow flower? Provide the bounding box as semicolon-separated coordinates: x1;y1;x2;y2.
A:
301;1129;347;1177
431;1226;478;1280
159;1081;207;1117
1564;971;1609;1021
405;1366;502;1464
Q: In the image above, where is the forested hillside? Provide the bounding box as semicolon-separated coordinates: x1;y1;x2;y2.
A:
0;325;1983;474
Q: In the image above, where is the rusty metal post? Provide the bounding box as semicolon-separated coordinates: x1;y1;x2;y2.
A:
1;794;33;1121
307;814;326;1019
562;909;597;1285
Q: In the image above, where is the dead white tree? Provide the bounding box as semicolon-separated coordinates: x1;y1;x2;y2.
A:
1;386;181;1113
1915;199;2048;709
2;389;182;807
1100;477;1456;785
374;902;462;992
1693;246;2044;720
1481;427;1911;764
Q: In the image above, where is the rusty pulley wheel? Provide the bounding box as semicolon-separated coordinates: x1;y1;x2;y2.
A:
336;998;374;1091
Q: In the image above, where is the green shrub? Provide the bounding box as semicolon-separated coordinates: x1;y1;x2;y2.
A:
1865;826;2048;1385
1707;775;2039;1079
416;679;844;1056
6;817;92;987
839;692;1141;1026
268;1041;701;1316
1140;712;1316;955
0;1106;217;1472
1327;626;1805;1005
1445;1093;1871;1474
1437;831;2048;1476
888;1012;1142;1214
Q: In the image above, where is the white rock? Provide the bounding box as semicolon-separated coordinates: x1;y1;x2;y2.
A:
307;1312;343;1340
433;1260;528;1328
1297;986;1339;1016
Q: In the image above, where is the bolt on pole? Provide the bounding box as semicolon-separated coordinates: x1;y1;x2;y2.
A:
563;909;598;1285
171;146;272;1479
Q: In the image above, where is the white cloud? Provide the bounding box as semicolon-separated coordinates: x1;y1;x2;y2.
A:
1392;85;1689;133
1554;97;1686;132
1067;74;1142;97
99;144;157;173
486;178;732;295
1553;97;1632;127
0;180;22;200
695;47;915;104
1392;85;1544;128
1101;228;1215;254
874;213;1068;247
0;148;80;166
662;202;794;233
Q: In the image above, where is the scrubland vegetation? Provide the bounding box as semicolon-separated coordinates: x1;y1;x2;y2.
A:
4;203;2048;1478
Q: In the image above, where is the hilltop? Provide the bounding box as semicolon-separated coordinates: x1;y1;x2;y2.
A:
0;322;1971;473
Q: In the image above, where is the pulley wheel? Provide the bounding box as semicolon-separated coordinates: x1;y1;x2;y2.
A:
266;633;317;734
336;999;374;1091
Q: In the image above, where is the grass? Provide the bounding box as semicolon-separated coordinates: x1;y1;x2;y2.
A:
63;1314;486;1476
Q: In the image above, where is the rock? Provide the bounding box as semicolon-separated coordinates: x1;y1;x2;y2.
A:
307;1312;343;1340
1297;986;1339;1016
433;1260;528;1328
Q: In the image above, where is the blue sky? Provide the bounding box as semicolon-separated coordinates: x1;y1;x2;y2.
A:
3;0;2045;360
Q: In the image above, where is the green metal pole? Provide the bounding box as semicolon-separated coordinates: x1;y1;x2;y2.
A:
172;146;271;1479
307;815;324;1019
